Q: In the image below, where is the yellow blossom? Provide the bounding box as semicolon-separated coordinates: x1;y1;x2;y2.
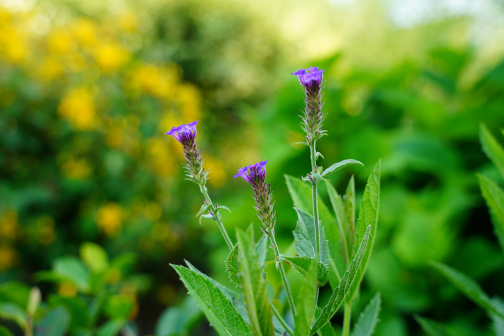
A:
0;246;17;271
178;84;201;122
60;158;92;180
58;88;97;130
131;64;177;97
204;156;227;188
38;56;64;81
58;282;77;297
146;137;175;177
97;203;123;236
93;43;129;73
48;29;76;55
0;210;19;240
72;19;98;48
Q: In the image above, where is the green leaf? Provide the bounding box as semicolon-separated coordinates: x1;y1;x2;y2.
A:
104;295;133;319
196;203;210;217
430;261;504;319
480;124;504;179
236;229;274;336
478;174;504;253
348;161;380;302
47;295;89;331
80;242;109;273
171;264;253;336
491;298;504;336
255;233;268;267
285;175;345;288
96;319;126;336
292;208;330;265
321;159;364;177
0;303;26;329
414;315;453;336
226;244;241;287
156;296;201;336
0;281;30;308
0;326;14;336
35;306;70;336
51;257;90;292
351;293;381;336
283;256;329;286
294;259;318;336
310;226;371;335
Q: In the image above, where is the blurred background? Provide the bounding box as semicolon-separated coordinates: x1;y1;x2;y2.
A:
1;0;504;335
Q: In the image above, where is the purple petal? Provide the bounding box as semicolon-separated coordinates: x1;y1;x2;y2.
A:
291;69;306;76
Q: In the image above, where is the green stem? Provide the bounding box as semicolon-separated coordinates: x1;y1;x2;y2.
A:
199;185;234;250
309;141;321;262
342;303;352;336
270;299;294;336
270;232;297;316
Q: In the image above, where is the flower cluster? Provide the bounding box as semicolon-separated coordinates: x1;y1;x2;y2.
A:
166;121;208;185
291;67;327;143
234;161;275;229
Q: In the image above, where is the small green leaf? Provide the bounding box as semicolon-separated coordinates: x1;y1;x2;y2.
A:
172;263;253;336
430;261;504;319
27;287;41;316
196;203;210;217
35;306;70;336
216;205;232;213
351;293;381;336
321;159;363;178
283;256;329;286
294;259;318;336
326;181;351;265
481;124;504;179
52;257;90;292
478;174;504;254
236;229;274;336
348;161;380;303
292;208;330;265
226;244;241;287
310;226;371;335
285;175;345;289
200;213;215;223
0;326;14;336
156;296;201;336
47;295;89;331
80;242;109;273
0;303;26;329
96;319;126;336
255;233;268;267
414;315;453;336
0;281;30;308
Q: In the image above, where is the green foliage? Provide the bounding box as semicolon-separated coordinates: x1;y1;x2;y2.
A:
478;174;504;254
321;160;364;178
0;326;14;336
351;293;381;336
480;125;504;179
236;229;274;336
171;264;253;336
156;296;202;336
431;261;504;319
294;259;318;336
414;316;453;336
35;307;70;336
310;226;371;335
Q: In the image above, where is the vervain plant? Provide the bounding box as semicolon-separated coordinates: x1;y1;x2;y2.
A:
415;124;504;336
167;67;382;336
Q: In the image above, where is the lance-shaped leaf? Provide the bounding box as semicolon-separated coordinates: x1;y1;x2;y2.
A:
171;264;253;336
226;244;241;287
431;261;504;319
414;316;453;336
321;159;364;178
236;229;274;336
285;175;345;288
255;233;268;267
310;226;371;335
348;161;380;303
480;124;504;179
293;208;330;265
478;174;504;254
196;203;210;224
294;259;318;336
283;256;329;286
351;293;381;336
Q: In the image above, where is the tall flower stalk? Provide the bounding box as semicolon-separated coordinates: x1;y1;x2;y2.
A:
166;121;234;250
234;161;297;315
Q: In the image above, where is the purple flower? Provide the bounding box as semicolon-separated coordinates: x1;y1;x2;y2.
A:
166;120;208;185
234;161;275;229
166;120;199;143
233;161;268;184
291;67;324;89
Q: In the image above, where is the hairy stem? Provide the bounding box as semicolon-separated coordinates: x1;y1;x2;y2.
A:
199;185;234;250
342;303;352;336
310;141;321;261
270;232;297;316
270;299;294;336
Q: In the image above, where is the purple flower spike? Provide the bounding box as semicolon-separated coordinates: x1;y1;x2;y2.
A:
166;120;199;143
234;161;275;229
291;67;324;89
166;120;208;185
291;67;327;143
